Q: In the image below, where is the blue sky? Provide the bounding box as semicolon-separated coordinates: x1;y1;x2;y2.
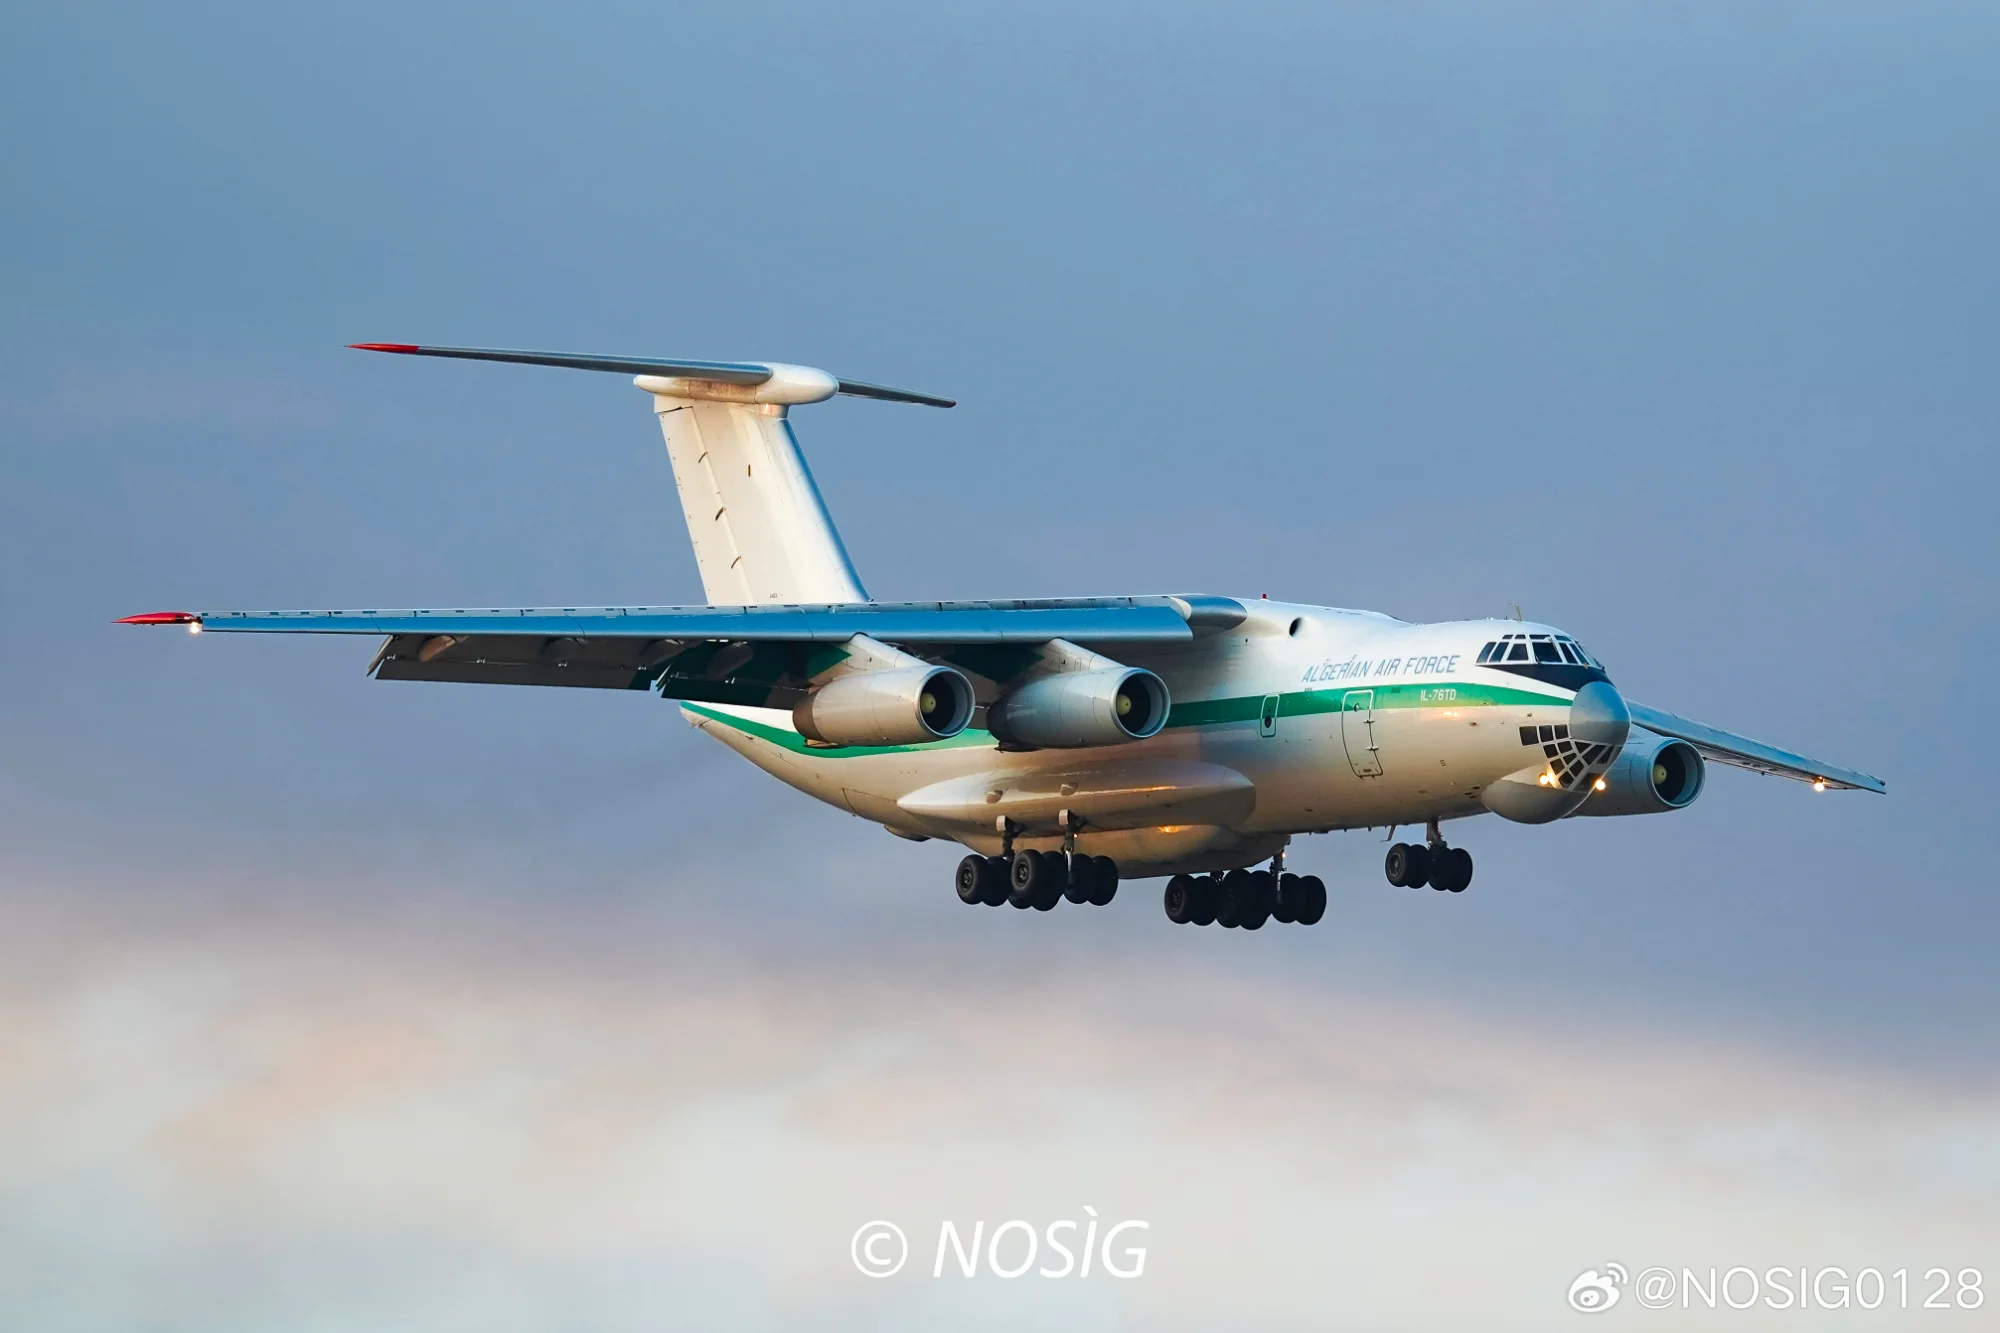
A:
2;2;1996;1327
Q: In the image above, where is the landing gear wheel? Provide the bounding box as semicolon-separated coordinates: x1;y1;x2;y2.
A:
1008;850;1043;909
1164;874;1196;924
1294;874;1327;925
1190;875;1219;926
955;855;991;905
1240;870;1273;930
1216;869;1254;928
980;856;1010;906
1385;842;1432;889
1031;851;1064;910
1430;847;1473;893
1088;856;1118;906
1063;854;1095;905
1272;873;1301;924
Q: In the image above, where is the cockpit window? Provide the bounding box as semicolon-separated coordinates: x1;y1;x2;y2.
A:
1485;630;1610;677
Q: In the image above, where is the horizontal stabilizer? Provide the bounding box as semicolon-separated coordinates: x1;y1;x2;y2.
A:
1628;701;1884;793
349;343;955;407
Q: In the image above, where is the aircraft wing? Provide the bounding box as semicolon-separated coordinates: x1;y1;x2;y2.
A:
118;597;1242;708
1626;701;1884;794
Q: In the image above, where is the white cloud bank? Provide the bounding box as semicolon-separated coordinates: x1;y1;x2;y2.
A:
0;874;1992;1333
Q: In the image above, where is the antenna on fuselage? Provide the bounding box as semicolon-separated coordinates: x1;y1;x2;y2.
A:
1511;603;1523;621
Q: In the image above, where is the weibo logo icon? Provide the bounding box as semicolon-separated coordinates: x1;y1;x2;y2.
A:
1568;1263;1629;1313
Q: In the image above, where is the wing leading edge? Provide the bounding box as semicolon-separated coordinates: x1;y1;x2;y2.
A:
130;599;1200;643
1627;701;1884;794
116;599;1229;704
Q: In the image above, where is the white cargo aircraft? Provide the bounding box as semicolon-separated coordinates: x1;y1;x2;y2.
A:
124;345;1883;929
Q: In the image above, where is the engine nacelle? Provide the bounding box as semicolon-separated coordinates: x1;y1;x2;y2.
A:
792;664;974;747
1571;730;1705;817
988;667;1170;749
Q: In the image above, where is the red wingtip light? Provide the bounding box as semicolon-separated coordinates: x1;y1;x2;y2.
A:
349;342;420;353
117;611;200;625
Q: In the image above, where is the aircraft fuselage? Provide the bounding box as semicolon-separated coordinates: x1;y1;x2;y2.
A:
686;599;1603;877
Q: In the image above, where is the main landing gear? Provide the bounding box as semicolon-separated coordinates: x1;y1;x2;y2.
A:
954;817;1118;911
953;852;1119;910
1385;818;1474;893
1163;847;1326;929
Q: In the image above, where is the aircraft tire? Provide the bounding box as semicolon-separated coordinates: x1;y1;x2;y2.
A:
1294;875;1328;925
1385;842;1431;889
1216;869;1254;928
1063;854;1095;905
1031;852;1064;910
955;855;989;905
1088;856;1118;906
1189;876;1219;926
981;856;1011;905
1008;851;1041;908
1432;847;1473;894
1240;870;1273;930
1163;874;1197;924
1272;872;1301;923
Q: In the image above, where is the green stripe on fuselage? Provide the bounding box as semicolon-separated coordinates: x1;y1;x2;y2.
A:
1163;680;1567;728
685;681;1567;758
681;702;999;758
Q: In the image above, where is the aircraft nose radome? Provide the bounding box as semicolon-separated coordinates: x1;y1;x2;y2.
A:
1569;680;1631;748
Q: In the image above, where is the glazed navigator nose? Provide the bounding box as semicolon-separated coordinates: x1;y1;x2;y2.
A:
1569;680;1632;749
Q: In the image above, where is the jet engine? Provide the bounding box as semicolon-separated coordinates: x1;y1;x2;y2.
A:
1571;729;1705;817
988;666;1170;749
792;664;974;747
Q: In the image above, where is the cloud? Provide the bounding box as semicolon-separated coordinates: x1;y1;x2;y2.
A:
0;871;1992;1332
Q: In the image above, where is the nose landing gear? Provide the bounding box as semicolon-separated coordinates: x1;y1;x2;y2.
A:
1386;818;1474;893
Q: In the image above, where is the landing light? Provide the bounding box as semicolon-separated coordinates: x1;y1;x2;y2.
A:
188;621;202;635
1813;779;1827;792
1593;776;1607;792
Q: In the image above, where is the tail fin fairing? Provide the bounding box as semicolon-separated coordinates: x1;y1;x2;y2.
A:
652;394;867;605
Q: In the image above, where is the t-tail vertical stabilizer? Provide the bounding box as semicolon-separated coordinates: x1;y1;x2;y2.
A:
348;342;955;606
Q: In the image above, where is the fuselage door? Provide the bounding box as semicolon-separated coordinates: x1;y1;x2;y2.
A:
1259;693;1280;738
1341;689;1383;776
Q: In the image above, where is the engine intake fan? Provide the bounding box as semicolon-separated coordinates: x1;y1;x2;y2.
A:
988;648;1170;750
793;663;974;748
